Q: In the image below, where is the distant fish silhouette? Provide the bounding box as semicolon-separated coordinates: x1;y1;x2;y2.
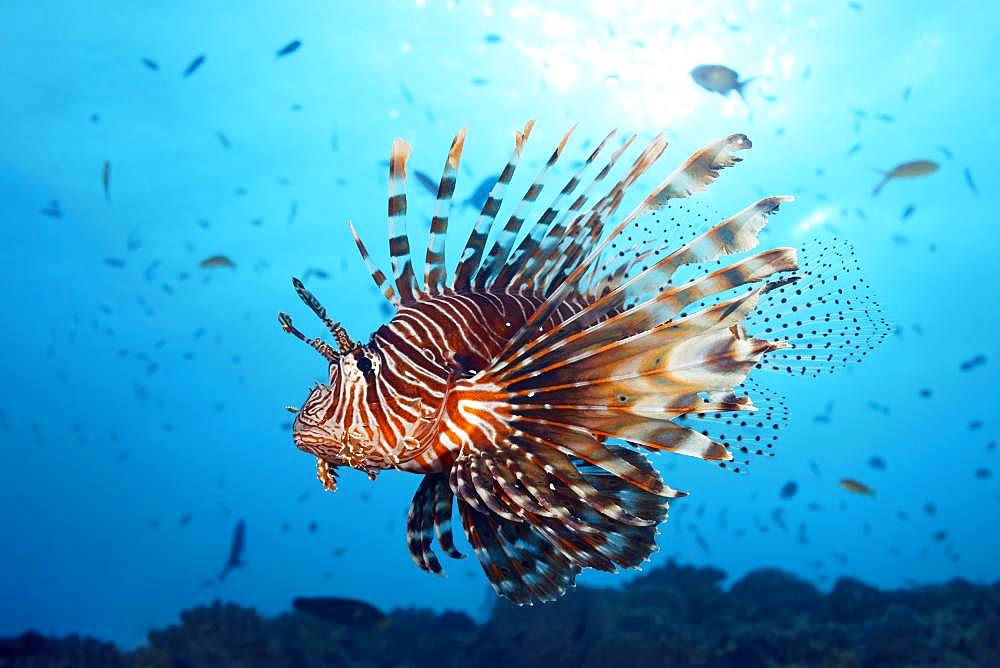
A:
959;354;986;371
872;160;938;195
690;64;759;100
200;255;236;269
277;40;302;57
218;519;245;580
183;54;206;77
413;170;438;196
102;161;111;202
141;58;159;71
839;478;875;497
963;167;979;196
463;175;499;209
292;596;387;628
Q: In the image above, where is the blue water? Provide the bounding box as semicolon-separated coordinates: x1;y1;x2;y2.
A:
2;0;996;649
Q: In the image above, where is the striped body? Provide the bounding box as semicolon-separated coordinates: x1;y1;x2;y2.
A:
293;289;592;475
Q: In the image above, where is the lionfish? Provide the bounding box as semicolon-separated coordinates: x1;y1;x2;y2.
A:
279;122;888;604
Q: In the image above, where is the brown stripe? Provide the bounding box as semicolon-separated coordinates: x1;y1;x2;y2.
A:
430;216;448;233
498;164;515;184
388;194;407;216
482;197;501;218
389;236;411;255
437;176;456;199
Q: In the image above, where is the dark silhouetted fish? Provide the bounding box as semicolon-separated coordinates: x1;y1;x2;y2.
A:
779;480;798;499
960;354;986;371
292;597;387;628
102;161;111;202
463;175;499;209
277;40;302;57
868;456;886;470
872;160;939;195
901;204;915;220
183;54;205;77
839;479;875;496
216;131;231;149
200;255;236;269
964;167;978;196
219;519;245;580
690;64;759;100
141;58;159;71
413;170;438;195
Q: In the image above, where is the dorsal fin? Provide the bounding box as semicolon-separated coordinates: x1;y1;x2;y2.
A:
526;134;638;294
500;133;752;364
495;128;618;291
452;120;535;292
473;124;577;291
424;129;467;295
388;139;417;303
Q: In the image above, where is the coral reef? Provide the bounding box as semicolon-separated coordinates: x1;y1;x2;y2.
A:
3;562;999;667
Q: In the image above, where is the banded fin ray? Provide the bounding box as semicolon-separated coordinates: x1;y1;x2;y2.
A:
424;129;468;295
453;120;535;291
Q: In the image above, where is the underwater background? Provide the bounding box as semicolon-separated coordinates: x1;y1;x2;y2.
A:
2;0;997;659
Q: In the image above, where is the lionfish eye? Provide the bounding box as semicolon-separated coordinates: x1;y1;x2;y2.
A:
356;355;373;376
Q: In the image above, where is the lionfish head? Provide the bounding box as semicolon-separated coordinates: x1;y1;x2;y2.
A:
279;278;389;489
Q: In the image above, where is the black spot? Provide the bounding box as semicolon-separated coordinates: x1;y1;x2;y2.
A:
356;355;373;376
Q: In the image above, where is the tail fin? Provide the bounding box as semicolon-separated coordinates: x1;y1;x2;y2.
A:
735;76;761;101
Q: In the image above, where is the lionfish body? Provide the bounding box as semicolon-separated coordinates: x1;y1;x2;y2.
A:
281;122;888;604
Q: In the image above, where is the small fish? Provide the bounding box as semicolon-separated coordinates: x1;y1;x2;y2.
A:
183;54;206;77
975;467;992;480
839;478;875;496
924;502;937;516
141;58;159;71
292;597;388;628
399;83;415;105
963;167;978;196
103;258;125;269
900;204;915;221
218;519;245;580
931;529;948;542
690;65;759;100
287;201;299;225
463;175;499;209
959;354;986;371
936;145;954;160
216;131;231;149
102;161;111;202
846;143;862;157
200;255;236;269
872;160;939;195
484;33;503;44
779;480;798;499
413;170;439;196
277;39;302;57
